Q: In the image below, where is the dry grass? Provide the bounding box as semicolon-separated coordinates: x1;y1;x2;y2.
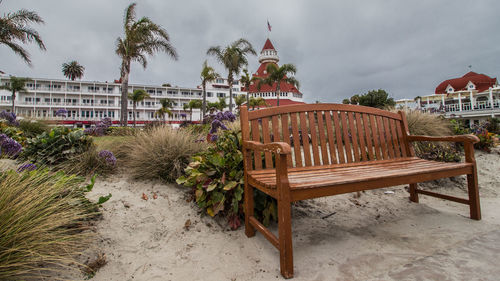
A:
56;145;116;176
0;169;97;280
401;109;452;136
118;126;208;182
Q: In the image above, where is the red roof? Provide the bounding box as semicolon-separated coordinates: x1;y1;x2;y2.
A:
261;38;276;51
244;62;301;94
435;72;497;94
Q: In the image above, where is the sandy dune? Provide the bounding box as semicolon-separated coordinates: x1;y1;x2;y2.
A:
87;148;500;281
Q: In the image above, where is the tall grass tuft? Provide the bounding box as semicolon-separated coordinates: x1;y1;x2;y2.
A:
119;126;208;182
398;109;460;162
0;169;97;280
403;109;452;136
56;145;116;176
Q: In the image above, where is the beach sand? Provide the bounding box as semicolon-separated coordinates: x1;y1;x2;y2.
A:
87;148;500;281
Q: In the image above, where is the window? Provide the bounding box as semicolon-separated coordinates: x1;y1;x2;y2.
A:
217;92;225;98
207;92;213;97
232;81;239;85
216;78;224;84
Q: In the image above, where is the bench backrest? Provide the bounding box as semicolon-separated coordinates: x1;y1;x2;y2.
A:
240;104;412;170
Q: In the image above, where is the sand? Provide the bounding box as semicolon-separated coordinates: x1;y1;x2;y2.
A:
86;148;500;281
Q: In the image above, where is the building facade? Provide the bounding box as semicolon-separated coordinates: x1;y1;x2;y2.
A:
0;75;245;126
245;38;304;106
396;72;500;126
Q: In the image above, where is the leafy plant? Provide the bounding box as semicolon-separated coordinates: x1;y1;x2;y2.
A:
57;146;116;176
107;126;136;136
18;119;49;138
21;126;93;166
177;126;277;230
471;122;495;152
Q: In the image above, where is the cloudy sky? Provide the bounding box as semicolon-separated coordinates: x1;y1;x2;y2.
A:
1;0;500;103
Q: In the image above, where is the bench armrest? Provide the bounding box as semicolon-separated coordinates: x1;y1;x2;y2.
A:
243;141;292;155
407;134;479;144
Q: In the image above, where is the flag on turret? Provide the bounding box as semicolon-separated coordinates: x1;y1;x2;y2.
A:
267;20;272;32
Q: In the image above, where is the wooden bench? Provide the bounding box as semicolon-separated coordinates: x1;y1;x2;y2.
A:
239;104;481;278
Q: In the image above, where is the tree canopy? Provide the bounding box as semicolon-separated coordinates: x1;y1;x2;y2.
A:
343;89;395;109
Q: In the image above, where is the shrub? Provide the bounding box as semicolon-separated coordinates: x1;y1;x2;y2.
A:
485;117;500;135
84;118;112;136
120;126;208;182
18;119;49;138
56;146;117;176
21;126;93;166
0;169;98;279
107;126;136;136
0;125;26;146
401;110;461;162
177;123;277;230
471;122;495;152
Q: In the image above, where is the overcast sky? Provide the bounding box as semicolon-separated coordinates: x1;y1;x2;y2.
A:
1;0;500;103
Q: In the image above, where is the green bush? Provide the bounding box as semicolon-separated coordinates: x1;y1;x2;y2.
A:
486;117;500;135
107;126;136;136
0;169;99;279
119;126;208;182
177;127;277;229
18;119;50;138
0;124;26;146
21;126;93;166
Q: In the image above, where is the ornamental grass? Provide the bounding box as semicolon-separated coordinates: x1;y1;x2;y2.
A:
0;169;97;280
119;125;208;182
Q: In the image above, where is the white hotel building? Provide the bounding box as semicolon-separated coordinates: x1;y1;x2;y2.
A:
0;74;245;127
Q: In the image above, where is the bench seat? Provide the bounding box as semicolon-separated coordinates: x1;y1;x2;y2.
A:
248;157;472;190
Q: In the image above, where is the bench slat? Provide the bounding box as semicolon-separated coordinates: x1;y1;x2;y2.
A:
348;112;361;162
340;111;353;163
377;116;389;160
251;119;262;170
369;115;382;160
299;112;312;166
280;113;294;167
261;117;273;168
384;117;396;159
333;111;345;164
390;118;402;158
308;111;321;165
324;111;338;164
362;113;375;161
290;112;303;167
316;111;330;165
395;118;407;157
355;113;368;161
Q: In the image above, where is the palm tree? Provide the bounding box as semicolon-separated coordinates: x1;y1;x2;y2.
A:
156;98;174;122
127;89;150;127
207;38;256;112
234;94;246;114
0;5;46;65
62;61;85;80
0;76;30;112
186;99;202;121
249;97;267;110
240;68;255;106
116;3;178;127
200;60;219;120
256;63;299;107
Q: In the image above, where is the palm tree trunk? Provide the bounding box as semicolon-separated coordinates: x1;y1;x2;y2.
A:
11;91;16;113
133;102;136;128
201;82;207;121
120;60;130;127
228;74;233;112
277;85;281;107
246;90;250;107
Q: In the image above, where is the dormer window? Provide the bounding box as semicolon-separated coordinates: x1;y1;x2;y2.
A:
466;81;475;90
446;85;454;93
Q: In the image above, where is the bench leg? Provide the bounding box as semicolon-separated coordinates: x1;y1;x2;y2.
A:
278;198;293;278
467;171;481;220
244;180;256;237
409;183;419;203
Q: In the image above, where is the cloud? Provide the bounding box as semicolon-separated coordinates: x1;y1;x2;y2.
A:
1;0;499;102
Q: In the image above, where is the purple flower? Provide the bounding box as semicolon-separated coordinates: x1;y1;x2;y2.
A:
0;134;22;157
223;111;236;122
210;119;228;134
55;108;68;117
0;111;19;126
85;117;112;136
210;134;218;142
195;138;205;143
17;163;37;173
180;113;187;118
98;150;116;166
